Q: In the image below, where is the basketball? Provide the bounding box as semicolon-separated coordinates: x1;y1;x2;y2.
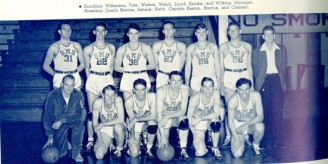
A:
156;144;175;162
41;146;59;163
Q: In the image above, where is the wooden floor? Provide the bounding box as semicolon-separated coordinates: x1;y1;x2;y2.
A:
1;90;328;163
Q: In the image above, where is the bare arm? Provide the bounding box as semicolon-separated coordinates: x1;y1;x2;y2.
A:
143;44;156;70
109;44;116;74
102;97;125;126
227;95;239;137
210;43;221;92
114;45;126;73
156;87;165;122
246;92;264;126
152;42;161;72
92;99;101;128
177;42;187;71
187;94;198;121
219;43;227;95
74;42;85;73
245;43;254;89
184;45;194;86
42;43;58;76
83;45;92;78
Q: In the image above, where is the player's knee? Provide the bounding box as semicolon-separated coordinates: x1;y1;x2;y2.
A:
114;124;125;134
178;118;189;130
147;125;158;135
233;149;243;158
81;108;87;121
87;112;93;121
95;148;106;159
254;123;265;134
210;121;221;133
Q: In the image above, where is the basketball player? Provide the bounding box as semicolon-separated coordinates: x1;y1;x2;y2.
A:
219;21;253;147
115;23;155;100
83;22;116;150
156;71;190;159
187;77;224;160
185;23;220;93
152;21;186;88
228;78;265;157
252;25;287;149
92;85;125;159
43;21;84;89
124;79;157;158
42;75;84;162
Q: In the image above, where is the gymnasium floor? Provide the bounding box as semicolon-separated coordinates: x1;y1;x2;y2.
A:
2;90;328;164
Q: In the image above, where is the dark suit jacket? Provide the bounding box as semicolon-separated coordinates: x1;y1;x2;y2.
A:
252;43;287;92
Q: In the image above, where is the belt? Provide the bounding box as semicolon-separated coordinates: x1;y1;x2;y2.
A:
124;70;146;74
158;70;170;75
236;119;247;122
55;69;77;74
90;71;111;76
266;73;278;76
225;68;247;73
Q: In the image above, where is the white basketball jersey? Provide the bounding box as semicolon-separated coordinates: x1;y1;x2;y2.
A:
99;98;118;123
54;41;78;71
132;94;151;118
122;43;147;72
162;85;185;116
224;42;248;69
191;44;215;77
235;94;256;121
193;93;214;117
89;44;113;72
158;42;180;72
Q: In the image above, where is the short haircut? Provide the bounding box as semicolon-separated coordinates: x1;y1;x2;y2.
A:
127;23;140;32
262;25;275;34
228;21;241;30
169;71;182;79
201;77;214;87
162;21;175;30
94;22;107;30
58;21;71;30
102;85;117;94
133;78;147;88
195;23;207;31
236;78;252;88
62;74;75;83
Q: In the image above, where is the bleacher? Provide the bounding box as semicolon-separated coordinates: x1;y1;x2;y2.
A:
0;16;205;122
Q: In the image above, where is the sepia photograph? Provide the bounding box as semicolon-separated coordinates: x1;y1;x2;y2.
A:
1;0;328;164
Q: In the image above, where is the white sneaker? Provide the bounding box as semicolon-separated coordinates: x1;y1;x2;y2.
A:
211;148;222;160
75;153;84;162
180;148;190;159
253;145;262;156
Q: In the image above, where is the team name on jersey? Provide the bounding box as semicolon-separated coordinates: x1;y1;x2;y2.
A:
100;113;118;122
133;109;150;117
195;51;211;65
126;52;142;66
197;106;214;116
236;108;256;121
59;48;76;62
162;49;177;63
95;52;111;65
229;50;246;63
164;101;181;112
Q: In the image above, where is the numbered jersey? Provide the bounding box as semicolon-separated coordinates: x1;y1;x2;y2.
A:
158;42;180;72
99;98;119;123
224;42;248;69
132;94;151;118
235;94;256;122
89;44;113;72
54;41;78;71
122;43;147;72
162;85;186;116
191;44;215;77
193;93;214;117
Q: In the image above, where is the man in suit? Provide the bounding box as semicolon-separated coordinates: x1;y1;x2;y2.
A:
252;25;287;149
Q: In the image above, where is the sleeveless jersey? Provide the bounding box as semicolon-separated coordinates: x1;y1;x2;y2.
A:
99;98;119;123
89;44;113;72
132;94;151;118
162;85;184;116
193;93;214;117
235;94;256;122
223;42;248;69
122;43;147;72
158;42;180;72
54;41;78;71
191;44;215;77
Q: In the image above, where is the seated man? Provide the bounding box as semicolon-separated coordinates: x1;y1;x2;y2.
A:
157;71;190;159
92;85;125;159
228;78;265;157
125;78;157;158
187;77;224;160
42;75;84;162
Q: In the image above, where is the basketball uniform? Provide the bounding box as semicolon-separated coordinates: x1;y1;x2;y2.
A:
223;42;249;90
120;43;151;93
233;93;256;135
193;92;215;131
98;98;119;138
162;85;185;128
190;44;217;92
53;41;81;88
132;94;151;133
86;44;115;96
156;42;181;88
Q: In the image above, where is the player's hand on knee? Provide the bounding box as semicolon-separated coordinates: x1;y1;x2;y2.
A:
127;122;135;131
94;123;103;133
191;117;201;127
42;137;54;149
159;117;169;127
236;124;248;134
52;121;62;129
158;137;169;148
